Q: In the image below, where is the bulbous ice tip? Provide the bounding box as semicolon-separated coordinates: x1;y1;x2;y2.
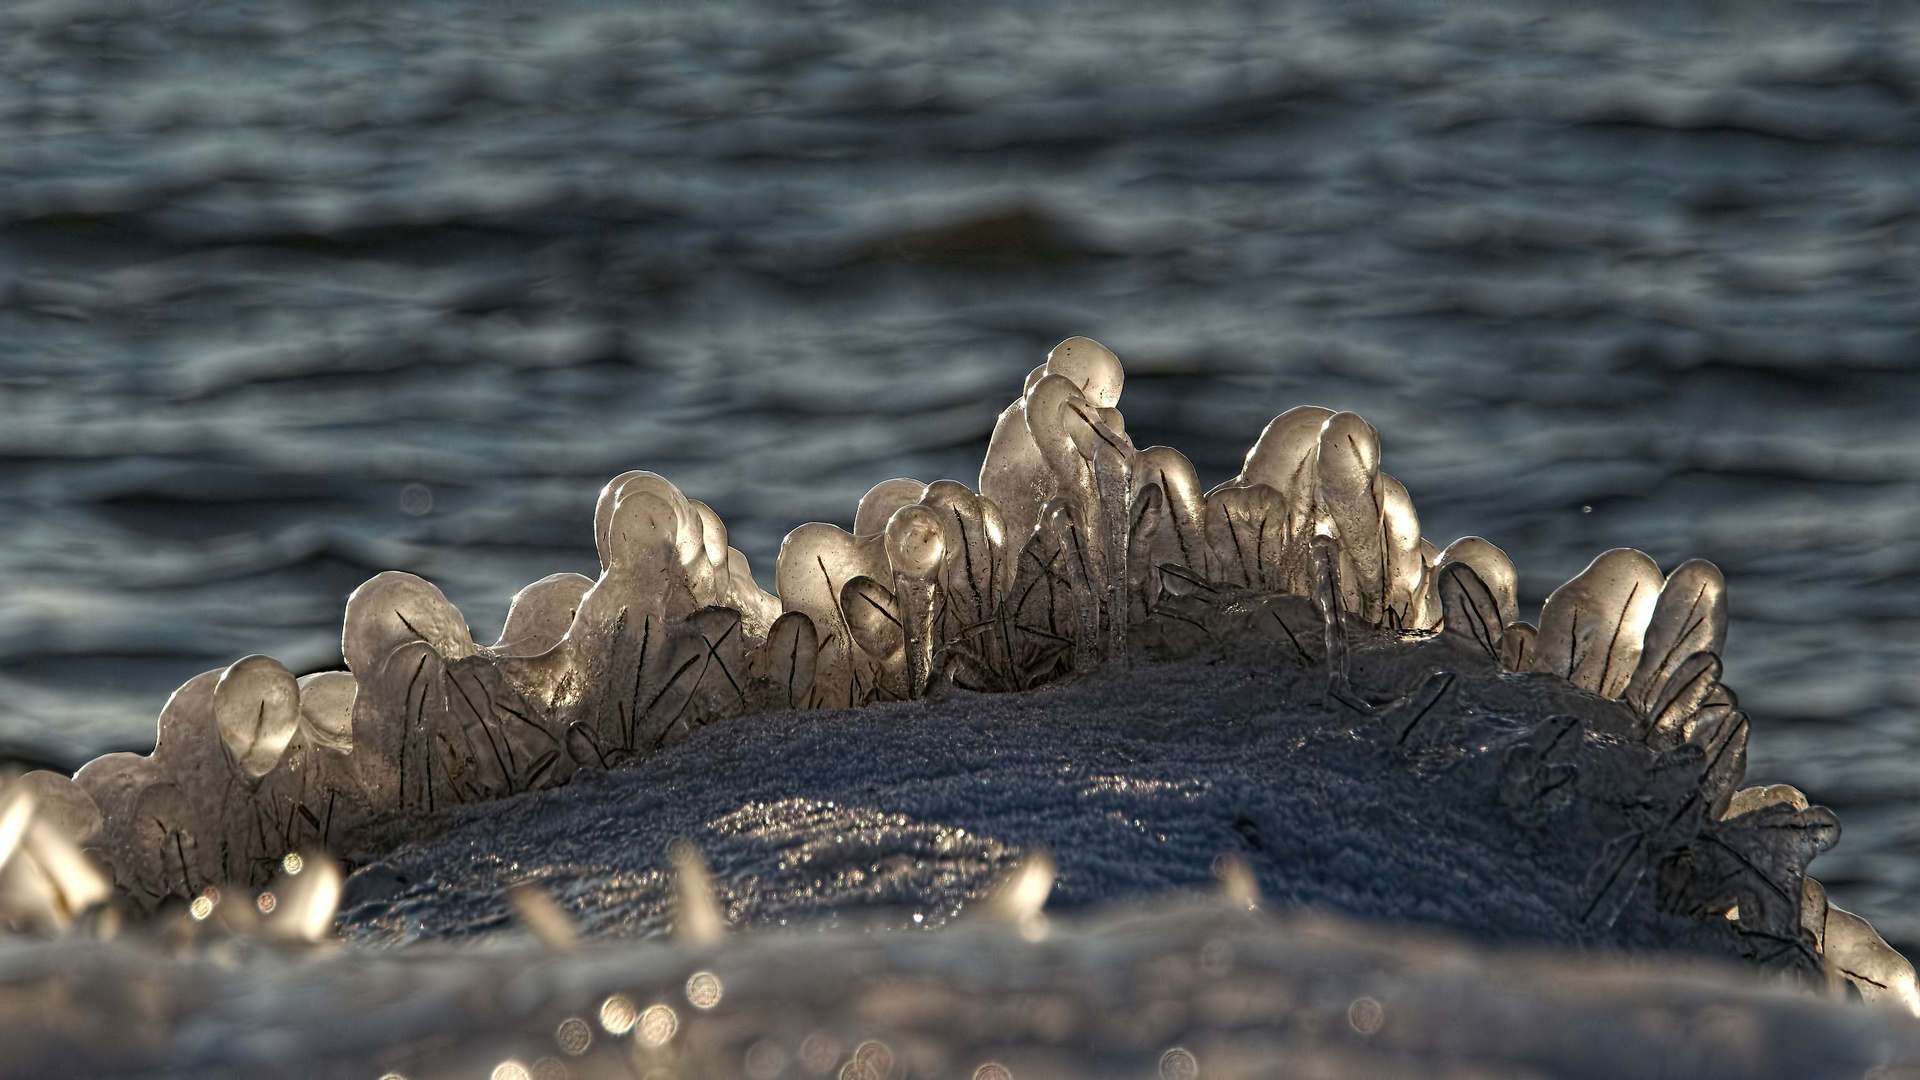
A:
341;570;476;678
1045;336;1123;408
295;670;356;753
1318;411;1381;481
855;477;930;538
599;471;702;569
214;654;300;779
1239;405;1334;490
1024;373;1095;465
884;504;946;581
605;489;680;570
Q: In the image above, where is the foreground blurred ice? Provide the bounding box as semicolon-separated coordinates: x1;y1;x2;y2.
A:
3;899;1914;1079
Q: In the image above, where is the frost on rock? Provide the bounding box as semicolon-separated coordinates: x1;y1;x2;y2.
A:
31;337;1908;1005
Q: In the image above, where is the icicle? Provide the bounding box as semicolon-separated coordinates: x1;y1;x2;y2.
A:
1645;651;1722;749
1410;537;1443;631
1204;484;1289;591
744;611;820;711
1530;549;1663;699
885;504;946;698
1435;537;1518;631
1498;622;1538;672
1722;783;1807;820
1027;372;1133;668
1311;530;1360;712
12;772;102;852
918;481;1012;684
1046;500;1101;673
982;338;1127;613
775;522;890;708
1623;559;1728;716
1314;412;1386;623
1438;562;1505;660
1229;405;1336;548
213;655;301;780
296;671;357;754
979;396;1053;564
841;575;905;698
72;752;162;888
1091;440;1134;668
998;497;1078;690
1374;474;1424;631
1126;482;1164;623
1134;446;1210;582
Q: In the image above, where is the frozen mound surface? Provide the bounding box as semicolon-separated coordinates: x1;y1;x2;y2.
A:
342;651;1731;959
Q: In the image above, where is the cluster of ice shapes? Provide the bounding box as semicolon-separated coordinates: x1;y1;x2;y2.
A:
8;338;1914;1008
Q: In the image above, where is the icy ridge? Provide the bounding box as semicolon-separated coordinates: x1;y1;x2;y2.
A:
0;338;1908;1007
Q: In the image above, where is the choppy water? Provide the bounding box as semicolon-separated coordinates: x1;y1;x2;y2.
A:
4;0;1920;943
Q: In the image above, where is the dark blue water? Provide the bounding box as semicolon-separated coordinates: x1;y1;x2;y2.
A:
3;0;1919;943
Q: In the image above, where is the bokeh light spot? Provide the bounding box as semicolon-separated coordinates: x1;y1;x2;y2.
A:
685;970;723;1009
1349;996;1385;1035
555;1017;592;1056
1159;1047;1199;1080
853;1040;894;1080
800;1033;841;1075
637;1004;678;1047
745;1039;789;1080
600;994;638;1035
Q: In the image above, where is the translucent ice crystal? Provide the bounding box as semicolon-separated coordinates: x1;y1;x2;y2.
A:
1315;412;1386;622
1436;538;1518;630
854;478;930;538
342;571;477;680
776;521;888;708
1531;548;1663;699
884;503;946;697
1232;405;1335;550
494;573;594;657
1133;446;1210;582
213;655;301;780
1825;904;1920;1013
1623;559;1729;716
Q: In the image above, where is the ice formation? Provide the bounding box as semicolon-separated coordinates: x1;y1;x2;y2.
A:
5;338;1912;1010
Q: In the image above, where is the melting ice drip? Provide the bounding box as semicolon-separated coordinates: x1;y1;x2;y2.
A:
5;338;1915;1009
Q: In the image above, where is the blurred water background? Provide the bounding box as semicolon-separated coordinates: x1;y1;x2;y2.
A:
3;0;1919;946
